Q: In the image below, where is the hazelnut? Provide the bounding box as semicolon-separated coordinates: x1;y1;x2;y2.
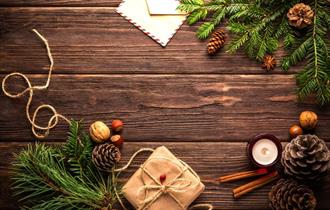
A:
89;121;111;143
299;111;318;130
111;119;124;133
289;125;303;138
111;135;124;148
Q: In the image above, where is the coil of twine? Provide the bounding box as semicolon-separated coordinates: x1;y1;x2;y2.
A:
2;29;213;210
1;29;70;139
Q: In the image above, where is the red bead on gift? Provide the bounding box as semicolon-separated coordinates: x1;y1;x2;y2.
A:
160;174;166;184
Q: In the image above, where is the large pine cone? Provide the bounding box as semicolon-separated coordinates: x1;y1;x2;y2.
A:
92;143;121;171
287;3;314;29
207;29;226;55
282;134;330;180
269;179;317;210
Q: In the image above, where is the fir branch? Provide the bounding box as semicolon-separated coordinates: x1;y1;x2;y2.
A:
179;0;252;39
211;6;226;25
284;0;330;104
227;7;285;57
12;144;113;209
282;37;312;71
283;32;296;49
197;22;215;39
178;0;205;12
11;120;121;210
180;0;329;105
187;9;208;25
62;120;93;179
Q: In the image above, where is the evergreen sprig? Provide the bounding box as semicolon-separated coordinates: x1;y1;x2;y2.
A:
179;0;330;105
11;120;120;210
282;0;330;105
62;120;93;179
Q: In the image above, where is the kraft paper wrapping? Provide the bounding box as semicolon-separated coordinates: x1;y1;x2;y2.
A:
123;146;205;210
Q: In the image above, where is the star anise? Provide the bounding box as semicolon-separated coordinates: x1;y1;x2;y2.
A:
262;55;276;71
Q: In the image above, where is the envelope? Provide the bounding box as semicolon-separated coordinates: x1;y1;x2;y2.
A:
116;0;187;47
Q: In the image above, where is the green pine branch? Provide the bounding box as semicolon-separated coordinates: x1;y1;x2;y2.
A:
226;2;296;60
180;0;330;105
282;0;330;105
179;0;251;39
11;120;120;210
62;120;93;179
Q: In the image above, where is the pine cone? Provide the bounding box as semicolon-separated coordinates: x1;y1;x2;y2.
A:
207;29;226;55
269;179;317;210
92;143;121;171
287;3;314;29
282;134;330;181
262;55;276;71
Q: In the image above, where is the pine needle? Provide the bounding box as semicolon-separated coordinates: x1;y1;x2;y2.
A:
11;120;120;209
179;0;330;105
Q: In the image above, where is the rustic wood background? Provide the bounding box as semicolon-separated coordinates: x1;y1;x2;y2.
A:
0;1;330;209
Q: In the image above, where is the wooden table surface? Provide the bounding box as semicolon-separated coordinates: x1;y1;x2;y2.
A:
1;1;330;209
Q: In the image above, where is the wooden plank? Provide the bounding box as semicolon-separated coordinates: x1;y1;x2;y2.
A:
0;7;303;74
0;0;121;7
1;74;329;142
0;142;329;210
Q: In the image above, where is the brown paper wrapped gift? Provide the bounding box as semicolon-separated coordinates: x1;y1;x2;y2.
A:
123;146;205;210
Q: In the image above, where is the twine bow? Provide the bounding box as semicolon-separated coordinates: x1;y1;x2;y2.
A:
114;148;213;210
2;30;213;210
137;157;196;210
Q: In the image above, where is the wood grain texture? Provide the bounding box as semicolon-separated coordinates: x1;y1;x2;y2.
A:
1;74;329;142
1;3;330;210
0;142;329;210
0;7;304;74
0;0;121;7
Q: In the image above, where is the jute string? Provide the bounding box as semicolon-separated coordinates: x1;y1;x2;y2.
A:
137;157;196;210
114;148;213;210
1;29;70;139
2;30;213;210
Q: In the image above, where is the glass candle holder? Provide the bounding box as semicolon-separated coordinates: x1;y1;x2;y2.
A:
247;134;282;168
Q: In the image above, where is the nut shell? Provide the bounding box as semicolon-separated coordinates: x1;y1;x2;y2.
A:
299;111;318;130
89;121;111;143
111;135;124;148
111;119;124;133
289;125;303;139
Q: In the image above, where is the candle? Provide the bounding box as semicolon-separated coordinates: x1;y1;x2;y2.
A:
247;134;282;167
252;139;278;165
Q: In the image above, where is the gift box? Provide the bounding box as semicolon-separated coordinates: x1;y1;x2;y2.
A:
123;146;205;210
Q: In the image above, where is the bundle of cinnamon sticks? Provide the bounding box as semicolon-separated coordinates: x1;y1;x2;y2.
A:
218;168;279;199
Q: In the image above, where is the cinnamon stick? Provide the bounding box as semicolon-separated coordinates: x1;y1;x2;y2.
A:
233;171;279;199
219;168;268;183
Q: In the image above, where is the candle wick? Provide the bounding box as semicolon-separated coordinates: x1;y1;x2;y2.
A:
261;148;270;155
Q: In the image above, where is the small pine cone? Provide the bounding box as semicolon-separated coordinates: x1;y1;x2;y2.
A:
287;3;314;29
269;179;317;210
282;134;330;181
262;55;276;71
207;29;226;55
92;143;121;171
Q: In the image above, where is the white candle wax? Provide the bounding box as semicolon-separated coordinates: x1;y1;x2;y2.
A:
252;139;278;166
